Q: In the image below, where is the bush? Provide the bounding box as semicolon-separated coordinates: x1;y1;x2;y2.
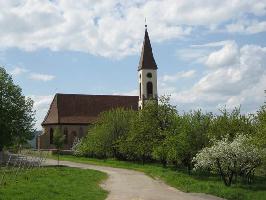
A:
193;134;262;186
74;108;136;159
208;107;255;141
117;101;160;163
163;110;212;172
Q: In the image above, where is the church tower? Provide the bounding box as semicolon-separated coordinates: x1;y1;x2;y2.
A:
138;25;158;109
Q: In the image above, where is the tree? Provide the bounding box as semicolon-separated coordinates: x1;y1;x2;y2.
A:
166;110;212;173
119;101;160;163
253;105;266;148
193;134;262;186
74;108;136;159
208;107;254;141
152;96;178;167
252;94;266;175
0;67;35;152
53;127;65;166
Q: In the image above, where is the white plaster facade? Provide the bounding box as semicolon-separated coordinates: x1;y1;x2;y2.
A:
138;69;158;109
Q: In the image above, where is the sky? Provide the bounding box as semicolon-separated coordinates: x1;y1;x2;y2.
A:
1;0;266;130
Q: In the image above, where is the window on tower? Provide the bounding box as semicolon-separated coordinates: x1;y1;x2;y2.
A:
147;73;152;78
147;82;153;98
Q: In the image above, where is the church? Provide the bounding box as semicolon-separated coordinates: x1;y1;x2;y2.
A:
38;26;158;150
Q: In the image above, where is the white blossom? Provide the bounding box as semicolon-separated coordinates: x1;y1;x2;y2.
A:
193;134;262;185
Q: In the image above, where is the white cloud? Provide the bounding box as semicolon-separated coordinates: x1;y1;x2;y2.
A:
29;73;55;81
226;20;266;34
176;40;237;64
0;0;265;58
162;70;196;82
191;40;235;48
9;67;28;76
205;41;239;68
28;95;54;130
176;48;210;63
160;42;266;113
8;67;55;82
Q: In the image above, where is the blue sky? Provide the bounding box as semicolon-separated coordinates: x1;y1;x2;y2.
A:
1;0;266;129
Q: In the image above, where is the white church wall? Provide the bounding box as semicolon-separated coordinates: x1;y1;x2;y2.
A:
138;69;158;108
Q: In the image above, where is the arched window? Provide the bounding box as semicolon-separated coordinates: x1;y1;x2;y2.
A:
64;128;68;144
139;83;141;98
147;81;153;98
79;127;83;138
50;128;54;144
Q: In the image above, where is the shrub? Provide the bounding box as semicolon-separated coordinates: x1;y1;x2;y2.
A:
193;134;262;186
75;108;136;159
208;107;254;141
164;110;212;173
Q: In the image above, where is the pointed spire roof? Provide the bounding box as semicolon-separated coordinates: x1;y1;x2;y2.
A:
138;26;157;71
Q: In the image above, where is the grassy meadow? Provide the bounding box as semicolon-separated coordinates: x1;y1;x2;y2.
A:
0;166;108;200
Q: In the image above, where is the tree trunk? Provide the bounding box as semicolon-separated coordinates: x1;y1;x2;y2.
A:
216;159;229;186
161;159;167;168
228;171;234;186
173;161;178;170
234;173;238;184
186;155;192;175
187;161;192;175
142;155;145;165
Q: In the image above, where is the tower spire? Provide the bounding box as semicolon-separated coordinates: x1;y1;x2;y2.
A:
138;22;157;71
138;25;158;109
145;18;147;29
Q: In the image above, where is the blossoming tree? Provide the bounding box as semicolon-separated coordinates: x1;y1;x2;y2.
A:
193;134;262;186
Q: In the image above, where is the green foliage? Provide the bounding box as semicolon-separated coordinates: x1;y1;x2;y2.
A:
76;108;136;159
152;96;178;166
208;107;254;141
53;127;65;165
252;104;266;176
165;110;213;172
119;101;160;163
0;67;35;151
53;127;65;150
253;105;266;148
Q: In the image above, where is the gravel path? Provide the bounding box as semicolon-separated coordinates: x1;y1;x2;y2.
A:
45;159;224;200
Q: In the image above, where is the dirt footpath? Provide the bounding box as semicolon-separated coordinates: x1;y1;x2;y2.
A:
45;159;224;200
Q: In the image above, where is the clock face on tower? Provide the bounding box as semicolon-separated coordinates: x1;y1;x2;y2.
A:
147;73;152;78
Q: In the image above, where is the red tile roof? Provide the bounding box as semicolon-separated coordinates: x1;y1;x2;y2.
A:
42;93;138;125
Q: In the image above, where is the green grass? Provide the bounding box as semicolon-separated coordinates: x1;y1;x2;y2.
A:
0;166;108;200
51;154;266;200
